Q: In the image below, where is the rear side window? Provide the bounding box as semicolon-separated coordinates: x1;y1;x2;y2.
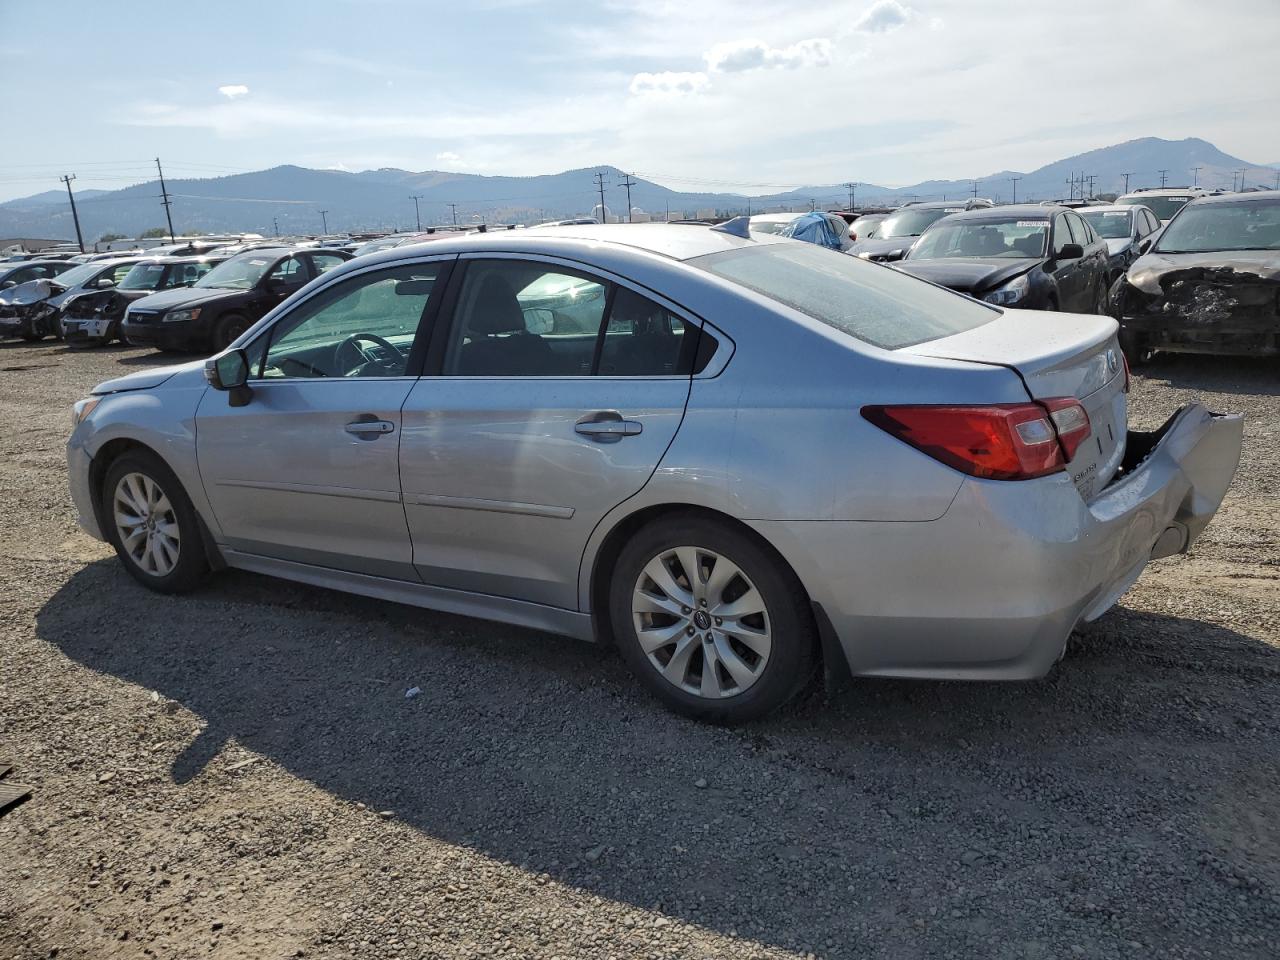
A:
692;243;996;350
599;286;703;376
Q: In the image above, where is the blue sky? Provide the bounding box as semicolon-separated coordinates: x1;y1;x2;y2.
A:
1;0;1278;202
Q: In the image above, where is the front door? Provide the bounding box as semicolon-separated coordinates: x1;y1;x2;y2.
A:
399;257;702;609
196;259;451;579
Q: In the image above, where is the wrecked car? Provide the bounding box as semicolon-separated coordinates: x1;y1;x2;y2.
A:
0;258;142;341
1078;204;1163;286
849;199;993;262
61;254;227;348
1112;190;1280;361
895;205;1110;313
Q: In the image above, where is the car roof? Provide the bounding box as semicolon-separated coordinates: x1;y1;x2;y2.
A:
365;223;788;267
1074;204;1142;214
936;205;1064;222
1118;188;1206;198
1185;189;1280;206
1;259;70;270
749;212;804;223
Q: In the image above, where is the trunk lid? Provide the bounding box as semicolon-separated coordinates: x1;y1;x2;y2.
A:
903;308;1128;499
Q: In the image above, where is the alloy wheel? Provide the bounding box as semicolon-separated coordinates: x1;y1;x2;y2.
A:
113;472;181;577
631;546;772;699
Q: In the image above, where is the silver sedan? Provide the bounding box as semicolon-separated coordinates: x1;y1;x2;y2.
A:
66;223;1243;722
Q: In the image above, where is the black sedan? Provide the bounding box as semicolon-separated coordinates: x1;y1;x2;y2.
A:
121;247;352;353
894;205;1110;313
1111;190;1280;361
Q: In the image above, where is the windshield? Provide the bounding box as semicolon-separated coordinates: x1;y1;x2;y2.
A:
693;243;996;350
908;218;1047;260
1154;199;1280;254
196;253;275;289
853;217;884;239
118;262;168;291
45;262;101;288
1117;195;1192;221
1080;210;1133;239
874;207;964;240
748;220;796;236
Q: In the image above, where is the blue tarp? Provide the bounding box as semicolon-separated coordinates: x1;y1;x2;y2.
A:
778;212;842;250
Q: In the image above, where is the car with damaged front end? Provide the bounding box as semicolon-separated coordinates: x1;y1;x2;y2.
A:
1112;190;1280;361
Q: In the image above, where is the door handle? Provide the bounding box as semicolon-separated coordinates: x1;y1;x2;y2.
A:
575;412;643;443
345;418;396;438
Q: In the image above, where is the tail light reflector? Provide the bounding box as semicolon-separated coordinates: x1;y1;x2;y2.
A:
862;399;1091;481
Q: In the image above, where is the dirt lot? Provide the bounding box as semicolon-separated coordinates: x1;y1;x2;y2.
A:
1;340;1277;960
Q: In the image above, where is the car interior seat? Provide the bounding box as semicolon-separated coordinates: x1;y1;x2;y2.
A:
455;272;555;375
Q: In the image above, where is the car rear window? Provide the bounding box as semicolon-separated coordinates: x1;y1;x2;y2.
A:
691;243;997;350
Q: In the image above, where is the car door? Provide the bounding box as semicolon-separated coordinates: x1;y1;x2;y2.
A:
398;255;705;610
307;251;350;278
257;254;310;312
1048;214;1084;309
1069;213;1107;310
195;258;452;579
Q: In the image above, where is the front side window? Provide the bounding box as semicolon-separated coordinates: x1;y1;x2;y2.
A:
119;262;166;290
693;243;996;351
268;257;306;285
1052;216;1076;256
252;262;443;379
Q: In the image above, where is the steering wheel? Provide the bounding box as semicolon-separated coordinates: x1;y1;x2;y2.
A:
333;333;402;375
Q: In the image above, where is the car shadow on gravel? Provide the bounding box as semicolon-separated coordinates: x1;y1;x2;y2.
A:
112;349;206;367
36;561;1280;956
1135;353;1280;397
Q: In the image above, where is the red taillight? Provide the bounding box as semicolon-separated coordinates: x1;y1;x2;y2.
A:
862;399;1092;481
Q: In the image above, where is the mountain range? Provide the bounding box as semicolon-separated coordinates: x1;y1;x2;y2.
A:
2;137;1276;243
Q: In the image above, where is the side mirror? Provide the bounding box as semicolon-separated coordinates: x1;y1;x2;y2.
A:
1;281;14;289
204;348;253;407
1056;243;1084;261
1138;238;1152;254
97;277;116;288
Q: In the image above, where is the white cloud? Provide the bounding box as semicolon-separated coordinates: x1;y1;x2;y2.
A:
704;37;832;73
436;151;463;164
217;84;249;99
629;71;709;97
853;1;916;34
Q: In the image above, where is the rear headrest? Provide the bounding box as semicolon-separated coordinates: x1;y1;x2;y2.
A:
468;273;527;335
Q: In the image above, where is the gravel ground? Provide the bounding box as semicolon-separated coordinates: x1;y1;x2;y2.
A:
1;341;1277;960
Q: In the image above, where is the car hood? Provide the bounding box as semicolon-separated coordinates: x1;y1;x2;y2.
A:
128;285;241;311
91;359;208;395
849;236;918;258
895;257;1039;294
0;278;55;306
1124;249;1280;295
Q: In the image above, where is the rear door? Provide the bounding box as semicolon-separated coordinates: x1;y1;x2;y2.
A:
904;310;1127;500
399;255;701;609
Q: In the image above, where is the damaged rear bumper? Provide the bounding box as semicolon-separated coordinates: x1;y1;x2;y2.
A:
748;403;1243;681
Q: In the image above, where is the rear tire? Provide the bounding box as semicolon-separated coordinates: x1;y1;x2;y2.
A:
102;451;209;594
608;514;816;723
1119;329;1154;366
212;312;251;352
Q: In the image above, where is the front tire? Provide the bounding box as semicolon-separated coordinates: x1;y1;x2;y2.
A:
608;515;816;723
212;312;251;352
102;451;209;593
1119;328;1154;366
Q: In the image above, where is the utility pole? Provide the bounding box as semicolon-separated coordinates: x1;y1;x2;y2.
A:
1087;174;1097;199
1274;170;1280;191
60;174;85;253
808;198;816;211
447;203;458;226
1121;172;1133;194
971;179;980;199
843;181;857;211
1191;166;1202;187
1158;169;1169;188
593;171;608;222
272;217;279;237
319;209;329;234
617;172;637;222
1236;168;1248;191
409;194;423;231
1010;176;1021;204
155;158;176;242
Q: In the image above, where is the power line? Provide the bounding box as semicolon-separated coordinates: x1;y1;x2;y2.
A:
155;158;176;242
60;174;85;253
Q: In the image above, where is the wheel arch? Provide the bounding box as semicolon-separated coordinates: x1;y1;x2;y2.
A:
89;436;225;571
586;500;852;694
